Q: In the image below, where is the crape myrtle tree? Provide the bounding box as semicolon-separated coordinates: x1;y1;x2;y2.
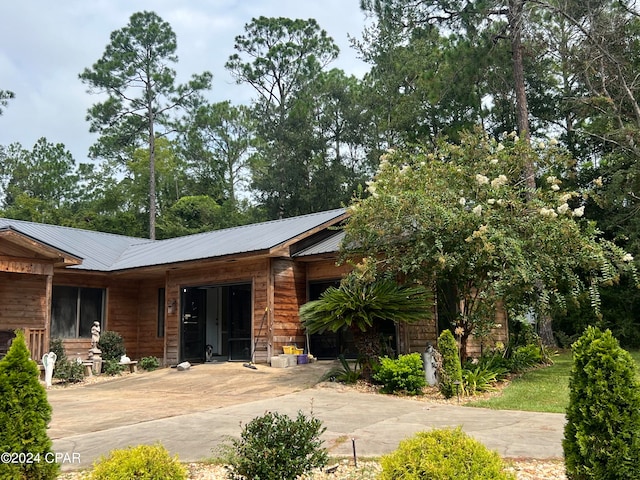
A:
341;128;637;360
79;10;212;239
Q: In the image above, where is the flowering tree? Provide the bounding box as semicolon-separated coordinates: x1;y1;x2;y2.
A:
341;129;637;359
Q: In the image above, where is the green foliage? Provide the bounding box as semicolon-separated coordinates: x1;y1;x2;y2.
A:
90;443;186;480
139;356;160;371
373;353;426;395
508;344;544;373
102;359;125;376
322;355;361;384
48;339;85;383
564;327;640;479
462;364;505;395
0;330;59;480
341;129;638;360
98;331;125;362
300;273;432;335
379;427;516;480
224;411;328;480
437;329;462;399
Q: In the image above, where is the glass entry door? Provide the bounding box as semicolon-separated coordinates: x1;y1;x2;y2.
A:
180;288;206;362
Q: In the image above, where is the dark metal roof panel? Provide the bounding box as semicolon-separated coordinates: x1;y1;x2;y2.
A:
109;209;348;270
0;218;147;271
294;231;345;257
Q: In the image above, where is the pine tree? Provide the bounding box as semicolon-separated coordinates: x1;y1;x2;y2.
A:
0;330;59;479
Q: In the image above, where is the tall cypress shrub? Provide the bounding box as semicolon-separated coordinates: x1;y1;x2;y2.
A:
0;330;59;480
564;326;640;479
437;329;462;399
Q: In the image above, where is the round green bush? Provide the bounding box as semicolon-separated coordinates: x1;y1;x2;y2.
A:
563;326;640;479
437;329;462;398
139;356;160;371
373;352;426;395
225;411;327;480
379;427;515;480
90;443;186;480
97;330;125;362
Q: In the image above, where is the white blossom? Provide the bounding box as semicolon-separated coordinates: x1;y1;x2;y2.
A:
551;184;560;191
546;176;557;184
491;175;508;188
557;203;570;214
623;253;634;262
559;193;572;203
399;165;411;174
572;206;585;218
459;197;467;206
540;207;558;218
537;141;545;149
472;205;483;216
488;198;496;205
550;138;559;146
490;158;499;164
476;174;489;186
496;143;505;152
594;176;603;187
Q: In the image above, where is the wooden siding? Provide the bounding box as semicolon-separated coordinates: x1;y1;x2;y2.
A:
135;281;165;362
305;259;351;281
165;258;270;365
0;273;48;331
272;258;307;354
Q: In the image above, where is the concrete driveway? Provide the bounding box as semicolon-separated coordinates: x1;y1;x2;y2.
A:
47;361;566;471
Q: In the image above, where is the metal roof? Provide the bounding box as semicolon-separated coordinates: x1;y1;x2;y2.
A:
0;209;348;272
294;230;345;257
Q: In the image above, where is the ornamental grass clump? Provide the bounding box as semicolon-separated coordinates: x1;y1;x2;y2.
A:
437;329;462;398
563;326;640;479
379;427;515;479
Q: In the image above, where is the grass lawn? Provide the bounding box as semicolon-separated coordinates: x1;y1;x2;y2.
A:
468;349;640;413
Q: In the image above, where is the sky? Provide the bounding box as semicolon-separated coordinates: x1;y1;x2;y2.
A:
0;1;370;164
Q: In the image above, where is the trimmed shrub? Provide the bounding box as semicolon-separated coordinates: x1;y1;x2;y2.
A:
224;411;328;480
373;353;426;395
563;326;640;479
90;443;186;479
139;356;160;371
98;331;125;362
437;329;462;399
379;427;516;479
0;330;60;480
102;359;125;376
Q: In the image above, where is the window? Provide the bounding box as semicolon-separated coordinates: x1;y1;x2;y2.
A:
157;288;165;338
51;286;105;339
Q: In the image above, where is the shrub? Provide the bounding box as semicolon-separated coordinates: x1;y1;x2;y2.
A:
508;344;543;373
139;356;160;371
0;330;60;480
373;353;426;395
90;443;186;480
48;338;85;384
437;329;462;399
102;359;125;376
98;331;125;362
563;326;640;479
379;427;515;479
224;411;328;480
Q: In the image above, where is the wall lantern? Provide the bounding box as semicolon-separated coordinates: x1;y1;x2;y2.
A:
167;299;177;315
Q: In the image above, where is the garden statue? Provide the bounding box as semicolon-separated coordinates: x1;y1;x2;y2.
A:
42;351;57;388
90;321;101;350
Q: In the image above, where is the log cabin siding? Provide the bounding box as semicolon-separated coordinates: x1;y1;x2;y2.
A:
305;260;351;282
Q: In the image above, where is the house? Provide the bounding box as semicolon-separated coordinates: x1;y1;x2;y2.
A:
0;209;442;366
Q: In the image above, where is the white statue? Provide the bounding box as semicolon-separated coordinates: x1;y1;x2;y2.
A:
42;351;57;388
91;321;101;350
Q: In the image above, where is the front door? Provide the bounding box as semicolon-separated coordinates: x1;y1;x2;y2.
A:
181;288;206;362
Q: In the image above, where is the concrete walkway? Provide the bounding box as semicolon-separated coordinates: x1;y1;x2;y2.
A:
47;362;565;471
